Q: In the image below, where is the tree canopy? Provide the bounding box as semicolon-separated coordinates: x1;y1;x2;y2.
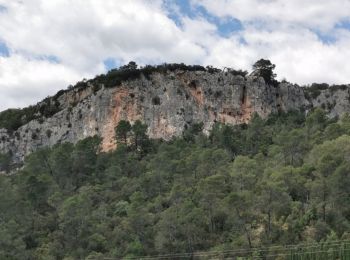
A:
252;59;277;85
1;109;350;259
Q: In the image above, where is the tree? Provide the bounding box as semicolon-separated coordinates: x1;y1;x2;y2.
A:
307;135;350;222
245;113;271;155
121;61;138;71
252;59;276;84
230;156;259;191
71;136;101;188
1;107;350;258
306;108;328;135
49;143;74;191
115;120;131;144
274;129;307;166
131;120;149;152
0;152;11;173
183;122;204;143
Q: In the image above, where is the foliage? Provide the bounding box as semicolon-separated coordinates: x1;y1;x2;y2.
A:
0;98;61;132
252;59;277;85
0;152;11;173
90;62;207;89
304;83;329;100
304;83;350;101
115;120;131;145
115;120;152;156
1;109;350;258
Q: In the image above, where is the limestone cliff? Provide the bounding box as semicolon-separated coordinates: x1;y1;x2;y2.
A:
1;69;349;165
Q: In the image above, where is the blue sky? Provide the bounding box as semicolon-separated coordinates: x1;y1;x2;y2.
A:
0;41;9;57
164;0;243;37
1;0;350;111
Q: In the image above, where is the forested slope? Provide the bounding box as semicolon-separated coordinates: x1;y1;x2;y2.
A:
0;109;350;259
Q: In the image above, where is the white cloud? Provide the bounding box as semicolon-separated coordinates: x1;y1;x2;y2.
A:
193;0;350;31
0;55;90;111
193;0;350;84
0;0;350;111
202;26;350;84
0;0;208;111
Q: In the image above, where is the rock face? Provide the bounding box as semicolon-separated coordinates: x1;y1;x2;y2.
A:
0;70;349;164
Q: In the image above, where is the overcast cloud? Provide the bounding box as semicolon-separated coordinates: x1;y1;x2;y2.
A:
0;0;350;111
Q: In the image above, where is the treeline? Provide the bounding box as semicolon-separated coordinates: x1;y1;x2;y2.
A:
1;108;350;259
304;82;349;100
0;98;60;133
86;61;248;89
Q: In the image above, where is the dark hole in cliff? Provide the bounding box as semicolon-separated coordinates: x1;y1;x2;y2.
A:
197;91;201;95
189;80;197;89
218;78;221;82
276;93;279;97
185;93;190;100
177;88;183;95
241;85;246;105
163;88;167;92
46;130;52;138
214;91;222;98
152;96;161;105
129;93;135;98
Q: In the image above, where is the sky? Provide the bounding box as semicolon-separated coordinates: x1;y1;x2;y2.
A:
1;0;350;111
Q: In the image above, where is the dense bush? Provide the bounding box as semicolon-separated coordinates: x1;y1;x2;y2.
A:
304;83;329;99
90;62;207;88
0;98;61;132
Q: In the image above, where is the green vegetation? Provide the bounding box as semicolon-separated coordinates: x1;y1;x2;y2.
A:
1;108;350;259
304;83;349;101
252;59;277;86
304;83;330;100
0;98;60;132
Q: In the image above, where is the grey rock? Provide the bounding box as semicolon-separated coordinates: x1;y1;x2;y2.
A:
0;70;349;164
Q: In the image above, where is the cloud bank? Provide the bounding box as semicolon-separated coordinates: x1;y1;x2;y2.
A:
0;0;350;111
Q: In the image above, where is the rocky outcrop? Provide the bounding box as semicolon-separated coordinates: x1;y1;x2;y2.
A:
0;70;349;164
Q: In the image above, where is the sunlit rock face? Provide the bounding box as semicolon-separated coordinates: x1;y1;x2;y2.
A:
1;69;349;164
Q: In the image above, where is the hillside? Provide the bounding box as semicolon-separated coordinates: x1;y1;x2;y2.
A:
1;62;350;167
0;109;350;259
